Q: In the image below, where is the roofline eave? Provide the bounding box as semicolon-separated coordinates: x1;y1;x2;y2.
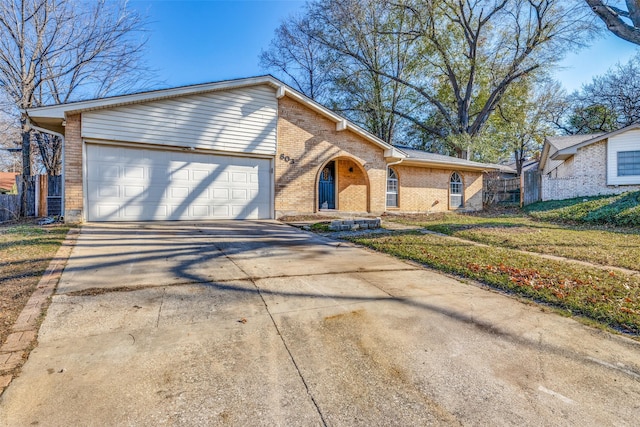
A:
399;158;503;172
25;75;399;155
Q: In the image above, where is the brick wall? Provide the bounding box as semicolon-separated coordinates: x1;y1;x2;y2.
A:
542;140;640;201
394;165;483;212
275;96;387;216
336;159;368;212
64;114;83;223
465;170;484;211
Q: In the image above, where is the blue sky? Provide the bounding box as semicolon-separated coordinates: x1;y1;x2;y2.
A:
129;0;639;93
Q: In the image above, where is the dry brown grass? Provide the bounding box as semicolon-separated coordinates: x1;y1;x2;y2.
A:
0;220;69;345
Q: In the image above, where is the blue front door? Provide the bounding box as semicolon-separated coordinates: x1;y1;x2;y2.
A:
319;162;335;209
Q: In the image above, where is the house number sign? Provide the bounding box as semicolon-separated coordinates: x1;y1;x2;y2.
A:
280;153;295;164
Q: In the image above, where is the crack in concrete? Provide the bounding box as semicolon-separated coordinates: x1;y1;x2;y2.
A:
156;287;166;328
61;268;419;296
210;241;329;427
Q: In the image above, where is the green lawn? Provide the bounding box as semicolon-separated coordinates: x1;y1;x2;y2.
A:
348;231;640;335
388;213;640;272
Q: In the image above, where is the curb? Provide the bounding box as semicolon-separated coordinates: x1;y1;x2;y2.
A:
0;228;79;396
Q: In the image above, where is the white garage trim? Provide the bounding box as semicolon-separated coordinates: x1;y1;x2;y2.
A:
83;138;275;159
85;143;273;221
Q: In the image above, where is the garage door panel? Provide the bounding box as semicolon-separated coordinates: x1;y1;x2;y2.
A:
123;185;145;198
87;144;271;221
98;185;120;198
212;188;229;199
123;204;168;219
97;204;120;219
169;186;190;198
212;205;230;217
123;166;145;179
215;171;229;182
169;168;190;181
232;172;247;183
100;164;121;179
192;170;209;180
232;189;248;200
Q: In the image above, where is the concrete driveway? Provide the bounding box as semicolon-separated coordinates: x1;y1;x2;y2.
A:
1;221;639;426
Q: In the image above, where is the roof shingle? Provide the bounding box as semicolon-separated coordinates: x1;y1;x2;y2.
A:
396;145;514;172
546;134;604;151
0;172;18;192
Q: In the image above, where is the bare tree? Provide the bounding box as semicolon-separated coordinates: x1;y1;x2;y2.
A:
260;15;335;100
0;0;148;215
262;1;417;143
556;53;640;134
490;80;566;174
586;0;640;44
0;111;21;173
308;0;417;143
302;0;595;157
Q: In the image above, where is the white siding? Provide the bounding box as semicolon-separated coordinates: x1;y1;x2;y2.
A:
607;129;640;185
82;85;277;155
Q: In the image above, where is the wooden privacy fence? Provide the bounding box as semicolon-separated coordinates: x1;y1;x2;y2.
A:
484;173;521;205
521;171;541;206
0;194;19;222
1;175;62;220
43;175;62;217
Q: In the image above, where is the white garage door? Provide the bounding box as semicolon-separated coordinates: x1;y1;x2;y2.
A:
86;145;272;221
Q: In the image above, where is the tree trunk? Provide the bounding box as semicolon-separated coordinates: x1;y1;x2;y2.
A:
20;115;31;217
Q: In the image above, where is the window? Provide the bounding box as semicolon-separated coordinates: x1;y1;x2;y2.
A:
618;151;640;176
450;172;463;209
386;168;398;207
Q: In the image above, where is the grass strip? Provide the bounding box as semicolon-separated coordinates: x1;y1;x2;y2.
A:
389;213;640;272
347;231;640;335
0;222;70;345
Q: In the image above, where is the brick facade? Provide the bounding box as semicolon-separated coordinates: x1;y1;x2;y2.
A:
336;159;369;212
275;96;387;216
393;165;483;212
63;114;83;223
275;95;484;217
542;140;640;201
61;92;486;222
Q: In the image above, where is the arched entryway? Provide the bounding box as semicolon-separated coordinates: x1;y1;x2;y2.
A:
317;157;369;212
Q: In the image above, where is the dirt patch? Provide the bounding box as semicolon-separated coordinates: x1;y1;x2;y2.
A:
65;285;158;297
323;309;365;322
314;307;461;424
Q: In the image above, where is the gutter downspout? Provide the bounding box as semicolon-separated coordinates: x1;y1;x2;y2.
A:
26;117;65;219
386;158;404;169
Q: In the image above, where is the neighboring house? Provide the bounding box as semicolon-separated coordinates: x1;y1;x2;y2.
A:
26;76;503;223
491;158;537;179
540;124;640;201
0;172;18;194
